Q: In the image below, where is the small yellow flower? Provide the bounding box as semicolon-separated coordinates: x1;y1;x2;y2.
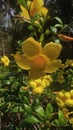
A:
43;75;53;86
32;87;44;94
30;80;37;88
57;92;64;98
64;92;71;99
29;75;52;94
30;78;44;94
56;97;65;108
13;37;62;79
70;90;73;98
1;55;10;66
20;0;48;20
65;99;73;107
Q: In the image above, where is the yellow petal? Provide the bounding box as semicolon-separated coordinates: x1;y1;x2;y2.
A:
22;37;42;57
45;60;62;73
38;7;48;16
29;67;45;79
32;87;44;94
30;0;44;16
20;5;30;20
12;54;31;70
43;42;62;60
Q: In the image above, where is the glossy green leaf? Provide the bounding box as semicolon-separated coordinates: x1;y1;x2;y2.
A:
25;115;40;124
35;106;45;117
12;106;24;113
18;0;27;8
24;104;32;113
23;96;29;104
52;119;60;126
58;110;68;125
54;17;63;25
45;103;53;116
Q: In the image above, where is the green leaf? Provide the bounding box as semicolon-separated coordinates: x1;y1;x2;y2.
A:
18;0;27;8
58;110;64;121
35;106;45;117
25;115;40;124
58;110;68;125
12;106;19;113
32;98;40;107
52;119;60;126
24;104;32;113
45;103;53;116
59;110;66;122
55;24;63;29
12;106;24;113
23;96;29;104
54;17;63;25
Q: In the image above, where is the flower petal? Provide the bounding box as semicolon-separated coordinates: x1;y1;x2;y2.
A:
38;7;48;16
32;87;44;94
22;37;42;57
29;67;45;79
30;0;44;16
45;60;62;73
20;5;30;20
12;54;31;70
43;42;62;60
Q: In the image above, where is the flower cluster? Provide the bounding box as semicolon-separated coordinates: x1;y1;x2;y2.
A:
1;55;10;66
56;90;73;124
30;75;53;94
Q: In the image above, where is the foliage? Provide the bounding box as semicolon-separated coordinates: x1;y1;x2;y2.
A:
0;0;73;130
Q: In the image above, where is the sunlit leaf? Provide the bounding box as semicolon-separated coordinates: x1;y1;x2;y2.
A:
35;106;45;117
18;0;27;8
25;115;40;124
45;103;53;116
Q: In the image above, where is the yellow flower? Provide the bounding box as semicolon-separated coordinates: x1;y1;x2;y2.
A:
30;79;44;94
56;97;65;108
20;0;48;20
57;92;64;98
70;90;73;98
32;87;44;94
43;75;53;86
65;99;73;107
64;92;71;99
29;75;52;94
13;37;62;79
1;55;10;66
